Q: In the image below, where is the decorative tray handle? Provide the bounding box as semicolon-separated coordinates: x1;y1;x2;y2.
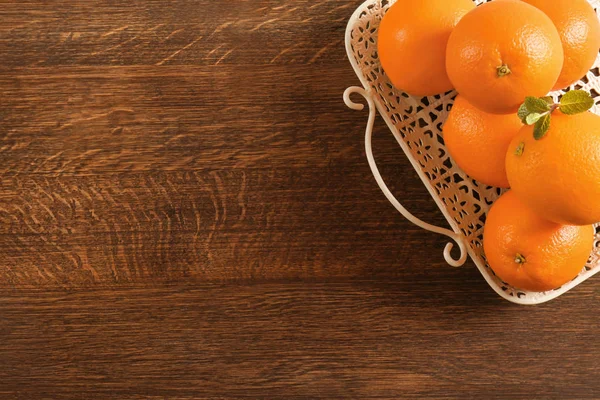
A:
343;86;468;267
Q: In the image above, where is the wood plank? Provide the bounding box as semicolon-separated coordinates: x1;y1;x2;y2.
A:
1;282;599;399
0;64;383;174
0;166;451;287
0;0;355;68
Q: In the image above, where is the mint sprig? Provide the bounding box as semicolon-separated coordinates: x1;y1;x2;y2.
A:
517;90;595;140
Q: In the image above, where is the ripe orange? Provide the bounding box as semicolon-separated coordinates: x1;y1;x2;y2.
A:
522;0;600;90
506;111;600;226
446;0;564;114
443;95;522;188
484;191;593;292
378;0;475;97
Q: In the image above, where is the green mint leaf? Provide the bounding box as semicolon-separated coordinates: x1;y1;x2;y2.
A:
517;103;529;124
524;96;551;113
526;112;544;125
533;113;551;140
559;90;594;115
542;96;554;105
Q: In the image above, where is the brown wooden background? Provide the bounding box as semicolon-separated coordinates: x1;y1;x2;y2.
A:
1;1;599;398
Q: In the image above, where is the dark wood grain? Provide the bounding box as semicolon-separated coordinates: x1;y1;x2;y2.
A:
2;282;600;400
1;0;599;398
0;167;449;286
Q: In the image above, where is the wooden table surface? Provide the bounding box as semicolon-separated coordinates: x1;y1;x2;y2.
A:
1;1;600;398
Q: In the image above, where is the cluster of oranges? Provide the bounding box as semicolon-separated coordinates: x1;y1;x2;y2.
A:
378;0;600;292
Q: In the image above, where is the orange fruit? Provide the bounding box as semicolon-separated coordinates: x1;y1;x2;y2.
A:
522;0;600;90
446;0;564;114
378;0;475;97
484;191;593;292
443;95;522;188
506;111;600;226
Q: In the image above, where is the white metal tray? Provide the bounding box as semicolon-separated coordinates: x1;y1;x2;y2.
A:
344;0;600;304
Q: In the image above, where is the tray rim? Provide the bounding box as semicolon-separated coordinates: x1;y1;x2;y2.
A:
344;0;600;305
